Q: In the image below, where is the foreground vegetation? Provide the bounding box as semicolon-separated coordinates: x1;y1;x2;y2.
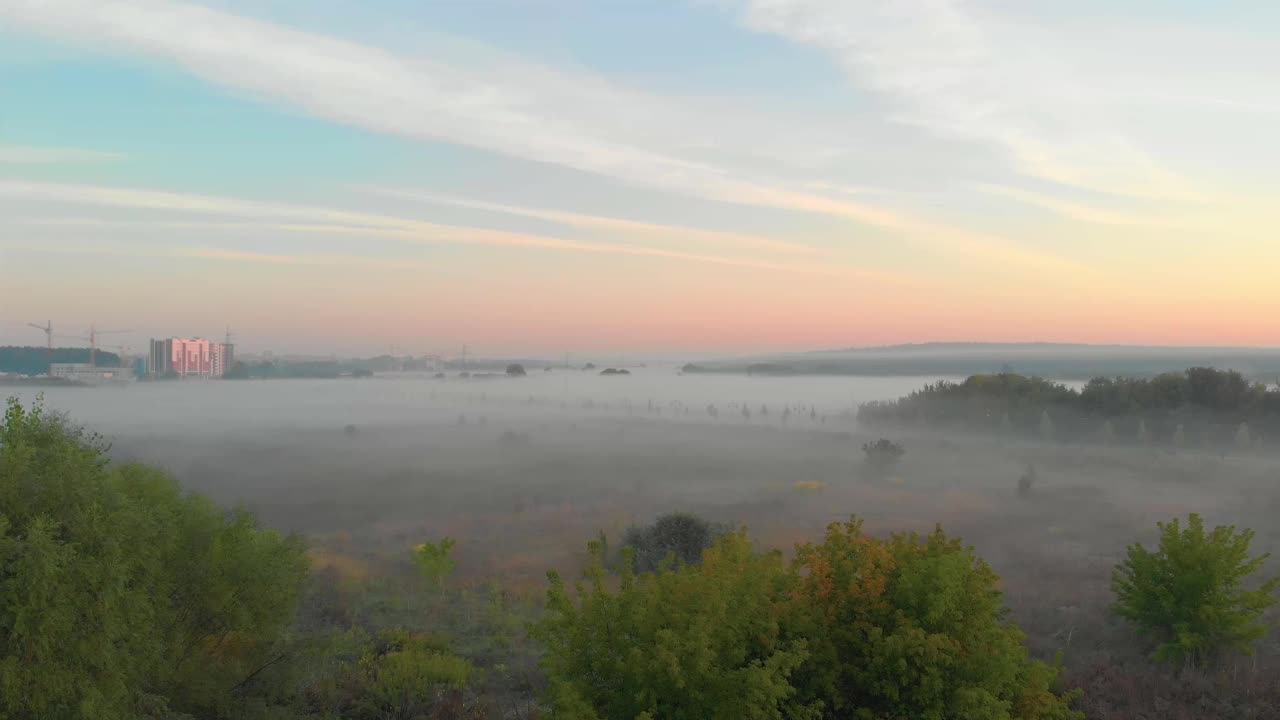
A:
4;398;1279;718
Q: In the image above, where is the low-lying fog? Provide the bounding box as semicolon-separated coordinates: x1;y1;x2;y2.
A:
9;367;1280;671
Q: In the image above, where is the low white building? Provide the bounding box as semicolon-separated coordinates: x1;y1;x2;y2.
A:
49;363;122;384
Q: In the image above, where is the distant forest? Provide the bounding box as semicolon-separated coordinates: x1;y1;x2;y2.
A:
858;367;1280;447
685;344;1280;380
0;346;121;375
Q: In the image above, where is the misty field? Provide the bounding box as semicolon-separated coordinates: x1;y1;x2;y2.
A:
12;370;1280;718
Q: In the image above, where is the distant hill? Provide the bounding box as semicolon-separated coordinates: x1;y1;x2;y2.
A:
685;343;1280;381
0;346;122;376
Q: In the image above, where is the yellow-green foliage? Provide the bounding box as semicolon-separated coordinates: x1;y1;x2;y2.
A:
537;519;1080;720
794;480;825;493
536;533;811;720
414;537;457;588
353;629;473;717
0;399;309;719
1112;513;1279;664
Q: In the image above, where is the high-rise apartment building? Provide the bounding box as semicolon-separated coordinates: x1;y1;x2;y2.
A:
148;338;234;378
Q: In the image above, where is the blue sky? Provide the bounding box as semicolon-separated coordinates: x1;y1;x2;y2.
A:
1;1;1278;355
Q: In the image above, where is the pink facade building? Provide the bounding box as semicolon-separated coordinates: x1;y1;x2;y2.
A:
148;338;234;378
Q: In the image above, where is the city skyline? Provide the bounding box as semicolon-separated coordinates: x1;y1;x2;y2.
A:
2;1;1279;355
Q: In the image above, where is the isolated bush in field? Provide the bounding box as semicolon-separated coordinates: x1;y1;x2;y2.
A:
308;628;475;720
414;537;457;589
344;423;358;435
1018;464;1038;497
497;429;530;449
785;518;1081;720
536;532;810;720
861;438;905;472
621;512;729;573
1112;513;1279;664
0;399;309;719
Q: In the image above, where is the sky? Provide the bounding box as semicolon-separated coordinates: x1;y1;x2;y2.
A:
1;0;1278;357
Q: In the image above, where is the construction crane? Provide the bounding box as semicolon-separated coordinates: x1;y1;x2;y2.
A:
61;325;132;367
87;325;131;367
26;321;53;357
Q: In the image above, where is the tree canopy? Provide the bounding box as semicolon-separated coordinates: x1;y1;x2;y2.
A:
0;398;309;719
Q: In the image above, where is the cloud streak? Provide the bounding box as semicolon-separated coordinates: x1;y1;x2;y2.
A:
731;0;1206;203
0;181;878;279
0;0;1081;273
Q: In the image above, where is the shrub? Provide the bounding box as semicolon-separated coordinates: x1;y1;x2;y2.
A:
535;532;810;720
1112;513;1279;664
303;628;476;720
537;521;1080;720
414;538;457;589
784;518;1081;719
1018;464;1038;497
620;512;729;573
0;399;309;719
861;438;905;471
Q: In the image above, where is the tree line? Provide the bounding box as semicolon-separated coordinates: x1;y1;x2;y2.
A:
858;367;1280;446
0;346;122;375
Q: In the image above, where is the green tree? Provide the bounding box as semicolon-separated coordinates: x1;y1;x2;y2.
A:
537;522;1079;720
1112;513;1279;664
535;532;812;720
414;537;457;590
784;519;1080;720
0;398;308;719
620;512;728;573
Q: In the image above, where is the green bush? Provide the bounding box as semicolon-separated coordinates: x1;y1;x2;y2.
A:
536;532;810;720
785;519;1080;719
620;512;729;573
0;399;309;719
861;438;905;472
1112;513;1279;664
537;520;1080;720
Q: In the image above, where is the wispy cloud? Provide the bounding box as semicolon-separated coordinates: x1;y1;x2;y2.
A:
359;187;813;255
730;0;1208;203
0;181;877;278
0;144;123;164
0;0;1081;273
977;185;1191;229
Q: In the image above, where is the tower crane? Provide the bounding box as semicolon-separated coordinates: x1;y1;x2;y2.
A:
87;325;131;367
26;321;53;358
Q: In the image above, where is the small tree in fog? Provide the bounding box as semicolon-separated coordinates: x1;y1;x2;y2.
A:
742;404;751;420
862;439;905;474
414;538;457;590
621;513;729;573
1236;422;1252;450
1017;464;1037;497
1112;513;1279;665
1039;410;1055;442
